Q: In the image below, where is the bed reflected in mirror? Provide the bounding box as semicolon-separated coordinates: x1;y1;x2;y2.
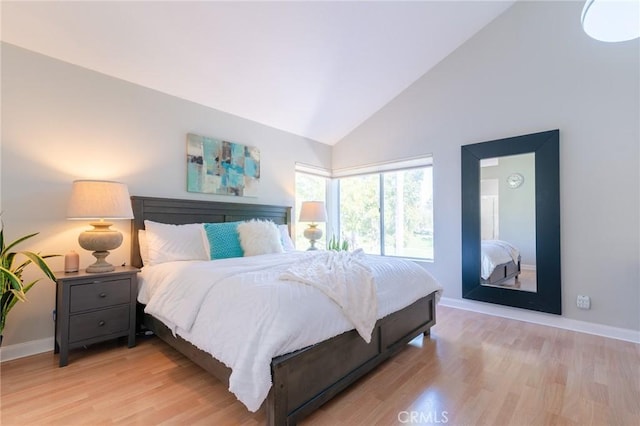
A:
480;153;536;293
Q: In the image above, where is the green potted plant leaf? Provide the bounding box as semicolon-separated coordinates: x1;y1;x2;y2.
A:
327;235;350;251
0;226;58;345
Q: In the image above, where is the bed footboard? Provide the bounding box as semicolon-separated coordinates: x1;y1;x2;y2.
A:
481;259;521;285
266;292;436;425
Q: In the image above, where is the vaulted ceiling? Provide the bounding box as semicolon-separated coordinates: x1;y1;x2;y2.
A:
1;1;515;144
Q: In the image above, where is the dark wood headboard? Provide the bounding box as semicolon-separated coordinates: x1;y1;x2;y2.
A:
130;196;292;268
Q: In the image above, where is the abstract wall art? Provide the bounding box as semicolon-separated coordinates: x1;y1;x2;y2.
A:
187;133;260;196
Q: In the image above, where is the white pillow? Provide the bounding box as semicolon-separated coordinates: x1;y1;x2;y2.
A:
138;230;150;266
278;224;296;252
237;220;284;257
144;220;209;265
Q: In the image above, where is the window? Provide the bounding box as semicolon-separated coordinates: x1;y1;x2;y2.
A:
294;159;433;260
339;174;381;254
339;166;433;260
382;168;433;259
294;171;327;250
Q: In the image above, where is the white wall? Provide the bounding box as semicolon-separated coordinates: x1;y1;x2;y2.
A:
1;43;331;345
333;1;639;330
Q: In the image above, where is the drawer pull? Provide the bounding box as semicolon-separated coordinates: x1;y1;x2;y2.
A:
98;320;106;326
99;293;107;298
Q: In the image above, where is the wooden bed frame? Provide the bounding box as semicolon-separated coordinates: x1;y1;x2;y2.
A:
130;196;437;425
481;258;521;286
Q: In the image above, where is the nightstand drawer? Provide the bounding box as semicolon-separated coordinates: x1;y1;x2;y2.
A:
69;305;130;343
69;279;131;312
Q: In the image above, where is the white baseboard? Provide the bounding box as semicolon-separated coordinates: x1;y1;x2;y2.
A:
0;337;54;363
439;297;640;344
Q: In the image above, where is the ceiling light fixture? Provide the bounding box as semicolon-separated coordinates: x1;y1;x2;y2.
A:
581;0;640;42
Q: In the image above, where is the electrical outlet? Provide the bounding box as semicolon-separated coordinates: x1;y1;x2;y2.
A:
577;295;591;310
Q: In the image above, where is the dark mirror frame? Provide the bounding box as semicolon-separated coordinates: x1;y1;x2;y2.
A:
461;129;561;314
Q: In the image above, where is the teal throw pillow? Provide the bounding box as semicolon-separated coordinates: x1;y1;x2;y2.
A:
204;222;243;259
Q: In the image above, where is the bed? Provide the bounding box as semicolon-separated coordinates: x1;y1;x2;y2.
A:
130;196;441;425
480;239;521;285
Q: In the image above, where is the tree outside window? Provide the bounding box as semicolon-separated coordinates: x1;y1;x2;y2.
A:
339;167;433;260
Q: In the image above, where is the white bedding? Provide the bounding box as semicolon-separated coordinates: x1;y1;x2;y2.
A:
138;251;442;412
481;240;520;280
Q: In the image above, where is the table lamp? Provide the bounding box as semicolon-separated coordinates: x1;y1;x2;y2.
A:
67;180;134;272
299;201;327;251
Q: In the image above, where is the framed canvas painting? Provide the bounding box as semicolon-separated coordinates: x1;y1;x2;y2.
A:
187;133;260;197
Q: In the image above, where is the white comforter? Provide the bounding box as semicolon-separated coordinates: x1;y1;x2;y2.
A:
138;251;442;412
481;240;520;279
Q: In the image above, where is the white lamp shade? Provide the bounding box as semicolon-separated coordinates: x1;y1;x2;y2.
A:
581;0;640;42
299;201;327;223
67;180;134;220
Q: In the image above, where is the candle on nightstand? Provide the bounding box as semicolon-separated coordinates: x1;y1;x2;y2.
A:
64;251;79;273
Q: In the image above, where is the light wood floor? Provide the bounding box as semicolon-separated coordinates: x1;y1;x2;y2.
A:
2;306;638;425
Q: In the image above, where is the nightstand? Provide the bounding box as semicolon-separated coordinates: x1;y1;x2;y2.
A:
54;266;139;367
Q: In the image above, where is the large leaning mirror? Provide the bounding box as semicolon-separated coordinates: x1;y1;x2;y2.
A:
461;129;561;314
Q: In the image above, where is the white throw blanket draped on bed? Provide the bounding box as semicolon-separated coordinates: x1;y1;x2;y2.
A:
279;249;377;342
139;251;443;413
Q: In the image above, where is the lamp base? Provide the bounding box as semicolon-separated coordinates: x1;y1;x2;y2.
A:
303;224;323;251
78;222;122;273
86;251;115;273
